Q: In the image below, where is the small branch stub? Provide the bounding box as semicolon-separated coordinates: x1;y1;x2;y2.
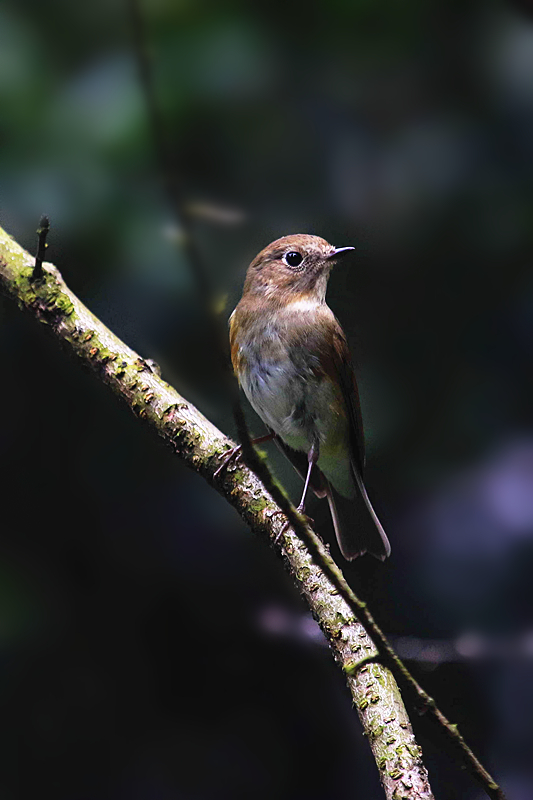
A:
32;214;50;280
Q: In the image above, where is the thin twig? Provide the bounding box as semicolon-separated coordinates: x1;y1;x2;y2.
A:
126;0;216;305
236;405;504;800
32;214;50;280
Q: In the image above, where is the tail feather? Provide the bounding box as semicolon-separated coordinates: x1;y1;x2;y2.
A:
326;474;391;561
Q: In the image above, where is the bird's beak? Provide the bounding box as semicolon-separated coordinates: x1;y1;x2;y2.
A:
327;246;355;260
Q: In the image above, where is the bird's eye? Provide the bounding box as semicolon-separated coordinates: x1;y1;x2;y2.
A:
283;251;303;268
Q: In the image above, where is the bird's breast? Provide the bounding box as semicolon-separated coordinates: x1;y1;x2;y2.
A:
232;306;355;498
235;316;346;455
237;328;308;448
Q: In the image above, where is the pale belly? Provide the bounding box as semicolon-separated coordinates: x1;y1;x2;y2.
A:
239;342;355;498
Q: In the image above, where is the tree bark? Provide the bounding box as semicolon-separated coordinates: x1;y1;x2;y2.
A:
0;223;435;798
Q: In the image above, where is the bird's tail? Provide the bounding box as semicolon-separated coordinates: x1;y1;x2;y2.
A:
326;473;391;561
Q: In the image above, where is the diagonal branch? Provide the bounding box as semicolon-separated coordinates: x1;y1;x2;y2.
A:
0;223;435;798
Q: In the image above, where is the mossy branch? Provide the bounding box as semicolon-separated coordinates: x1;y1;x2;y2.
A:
0;223;433;798
0;222;502;800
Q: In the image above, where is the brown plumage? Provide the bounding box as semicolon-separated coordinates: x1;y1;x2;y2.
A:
228;234;390;560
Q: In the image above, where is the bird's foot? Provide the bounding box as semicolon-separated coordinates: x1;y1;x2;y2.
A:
214;432;276;480
295;501;314;526
213;444;243;479
273;505;315;546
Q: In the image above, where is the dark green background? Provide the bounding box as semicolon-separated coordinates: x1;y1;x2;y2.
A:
1;0;532;797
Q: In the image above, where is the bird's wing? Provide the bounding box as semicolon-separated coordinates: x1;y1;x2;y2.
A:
321;313;366;476
320;311;391;560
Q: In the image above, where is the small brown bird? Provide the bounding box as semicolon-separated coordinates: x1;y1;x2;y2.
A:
224;234;390;561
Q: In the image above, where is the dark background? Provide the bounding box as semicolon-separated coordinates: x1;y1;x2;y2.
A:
1;0;533;797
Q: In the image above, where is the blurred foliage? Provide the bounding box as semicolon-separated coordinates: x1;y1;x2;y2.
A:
1;0;533;798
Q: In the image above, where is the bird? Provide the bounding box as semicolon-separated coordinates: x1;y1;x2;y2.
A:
219;234;390;561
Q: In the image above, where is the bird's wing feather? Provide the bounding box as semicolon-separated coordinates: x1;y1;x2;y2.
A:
320;311;391;560
319;312;366;476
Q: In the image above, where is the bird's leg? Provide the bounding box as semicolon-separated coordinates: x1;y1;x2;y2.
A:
213;431;276;479
297;440;319;514
274;441;319;543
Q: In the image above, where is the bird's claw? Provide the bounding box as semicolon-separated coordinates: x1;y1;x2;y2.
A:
213;444;243;479
273;506;315;545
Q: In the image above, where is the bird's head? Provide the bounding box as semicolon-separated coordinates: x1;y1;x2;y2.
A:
242;234;355;304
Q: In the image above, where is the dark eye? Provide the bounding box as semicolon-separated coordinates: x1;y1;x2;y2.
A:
283;251;303;268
